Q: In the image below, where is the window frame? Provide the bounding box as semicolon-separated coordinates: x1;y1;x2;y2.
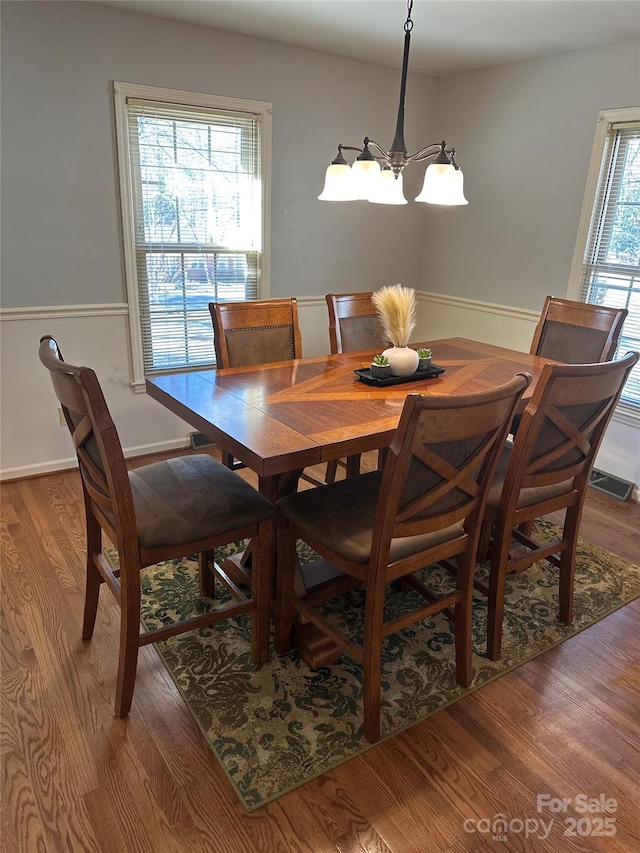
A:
567;106;640;425
113;81;272;391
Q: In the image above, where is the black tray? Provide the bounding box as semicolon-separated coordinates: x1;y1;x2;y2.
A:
354;363;445;387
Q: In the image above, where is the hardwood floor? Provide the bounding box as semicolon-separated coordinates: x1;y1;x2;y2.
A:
2;452;639;852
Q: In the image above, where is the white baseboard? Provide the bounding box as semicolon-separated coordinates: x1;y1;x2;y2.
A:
0;437;190;482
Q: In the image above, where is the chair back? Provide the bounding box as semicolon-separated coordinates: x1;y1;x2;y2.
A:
500;352;639;515
370;375;530;570
209;298;302;368
326;292;387;354
38;335;134;546
530;296;627;363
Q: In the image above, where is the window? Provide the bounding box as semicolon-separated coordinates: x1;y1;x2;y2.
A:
114;83;271;388
569;108;640;411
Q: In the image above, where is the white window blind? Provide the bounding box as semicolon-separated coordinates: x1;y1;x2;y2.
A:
576;120;640;407
116;86;269;377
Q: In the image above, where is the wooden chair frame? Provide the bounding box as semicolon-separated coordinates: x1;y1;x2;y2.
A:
39;335;274;717
530;296;628;362
325;292;388;482
478;352;639;661
210;297;302;369
275;375;530;742
209;297;305;474
326;291;386;356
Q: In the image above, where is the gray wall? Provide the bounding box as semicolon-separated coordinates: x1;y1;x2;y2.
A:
421;38;640;310
0;0;437;309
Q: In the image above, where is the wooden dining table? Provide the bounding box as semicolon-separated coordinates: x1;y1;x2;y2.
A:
146;337;553;502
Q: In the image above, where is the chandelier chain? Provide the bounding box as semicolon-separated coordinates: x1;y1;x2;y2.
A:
404;0;414;33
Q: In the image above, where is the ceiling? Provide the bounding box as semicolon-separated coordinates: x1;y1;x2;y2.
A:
93;0;640;76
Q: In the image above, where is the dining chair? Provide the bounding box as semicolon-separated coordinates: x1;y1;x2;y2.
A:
210;297;303;370
477;351;639;662
510;295;629;441
326;291;387;355
325;291;388;483
274;374;530;743
530;296;627;363
39;335;275;717
209;297;309;476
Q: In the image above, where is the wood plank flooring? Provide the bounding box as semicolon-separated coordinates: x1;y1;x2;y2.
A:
1;451;639;852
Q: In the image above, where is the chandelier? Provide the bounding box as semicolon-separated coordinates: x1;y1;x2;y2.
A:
318;0;468;206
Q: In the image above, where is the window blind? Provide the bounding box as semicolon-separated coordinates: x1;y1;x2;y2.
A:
577;122;640;406
126;97;263;373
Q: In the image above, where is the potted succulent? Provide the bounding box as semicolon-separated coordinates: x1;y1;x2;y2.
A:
372;284;420;376
370;353;391;379
416;347;432;371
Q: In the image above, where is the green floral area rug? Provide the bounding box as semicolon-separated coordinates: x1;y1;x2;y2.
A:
114;520;640;811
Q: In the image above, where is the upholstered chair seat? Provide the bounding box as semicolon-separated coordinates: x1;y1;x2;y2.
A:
128;455;273;548
277;470;466;565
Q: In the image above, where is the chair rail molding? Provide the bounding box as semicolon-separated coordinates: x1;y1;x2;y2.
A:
0;303;129;321
416;290;540;323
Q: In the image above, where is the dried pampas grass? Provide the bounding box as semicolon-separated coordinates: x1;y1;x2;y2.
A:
372;284;417;348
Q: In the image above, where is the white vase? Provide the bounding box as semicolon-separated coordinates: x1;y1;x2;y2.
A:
383;346;420;377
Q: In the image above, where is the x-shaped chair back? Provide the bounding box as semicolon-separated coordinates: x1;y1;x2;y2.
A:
369;377;531;579
504;354;638;512
41;336;132;543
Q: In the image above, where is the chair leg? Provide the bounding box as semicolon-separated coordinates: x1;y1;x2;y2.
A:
325;459;339;484
250;517;274;665
454;553;474;687
518;520;533;537
114;567;141;717
82;509;102;641
199;549;216;598
476;517;493;564
274;517;298;655
558;508;579;624
345;453;362;478
362;580;386;743
377;447;388;470
486;521;512;662
221;450;235;470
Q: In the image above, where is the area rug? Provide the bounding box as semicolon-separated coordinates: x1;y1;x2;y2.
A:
110;520;640;811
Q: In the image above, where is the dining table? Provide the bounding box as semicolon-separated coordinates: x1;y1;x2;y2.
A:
146;337;554;500
146;336;556;666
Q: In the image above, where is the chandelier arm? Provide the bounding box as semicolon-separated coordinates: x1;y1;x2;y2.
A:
366;139;390;160
408;143;451;163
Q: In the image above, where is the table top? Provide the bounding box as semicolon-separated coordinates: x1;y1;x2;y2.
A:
146;337;552;481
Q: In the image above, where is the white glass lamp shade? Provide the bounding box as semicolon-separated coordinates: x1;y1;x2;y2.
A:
318;163;357;201
368;169;408;205
415;162;469;205
351;158;381;200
